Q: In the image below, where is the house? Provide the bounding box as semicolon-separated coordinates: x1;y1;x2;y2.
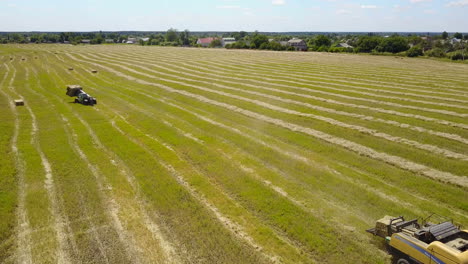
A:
196;37;217;47
139;37;150;42
288;38;307;51
105;39;114;43
81;39;91;44
269;39;289;47
335;43;353;48
221;38;236;47
450;38;462;45
126;37;137;44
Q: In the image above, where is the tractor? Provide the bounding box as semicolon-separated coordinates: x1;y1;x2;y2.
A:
66;85;97;106
367;215;468;264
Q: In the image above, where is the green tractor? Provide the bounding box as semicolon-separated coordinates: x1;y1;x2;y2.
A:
66;85;97;106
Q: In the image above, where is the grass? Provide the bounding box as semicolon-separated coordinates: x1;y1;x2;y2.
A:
0;72;17;262
0;44;466;263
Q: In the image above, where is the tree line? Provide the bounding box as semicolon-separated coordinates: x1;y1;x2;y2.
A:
1;30;466;60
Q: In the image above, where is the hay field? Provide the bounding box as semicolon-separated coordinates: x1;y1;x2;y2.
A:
0;44;467;263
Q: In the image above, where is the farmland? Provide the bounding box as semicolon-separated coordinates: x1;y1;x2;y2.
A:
0;44;467;263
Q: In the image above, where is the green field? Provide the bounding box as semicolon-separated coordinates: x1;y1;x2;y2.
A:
0;44;467;263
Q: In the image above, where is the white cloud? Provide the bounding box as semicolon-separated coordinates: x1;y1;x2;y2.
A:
446;0;468;7
336;9;352;14
216;5;241;9
409;0;431;3
361;5;377;9
272;0;285;5
423;9;436;14
393;4;411;12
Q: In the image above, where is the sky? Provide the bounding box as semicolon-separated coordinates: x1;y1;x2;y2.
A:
0;0;467;32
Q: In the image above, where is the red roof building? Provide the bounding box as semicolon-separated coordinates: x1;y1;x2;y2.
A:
196;37;217;47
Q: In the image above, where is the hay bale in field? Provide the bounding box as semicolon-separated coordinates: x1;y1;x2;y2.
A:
14;99;24;106
21;58;25;61
66;85;83;97
9;57;13;60
68;67;74;71
91;70;98;73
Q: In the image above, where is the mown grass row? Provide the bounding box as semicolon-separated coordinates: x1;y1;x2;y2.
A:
121;48;468;103
56;48;466;214
52;49;390;263
70;52;468;180
0;60;18;263
52;45;468;262
3;45;467;263
30;52;269;263
115;46;468;92
94;51;468;160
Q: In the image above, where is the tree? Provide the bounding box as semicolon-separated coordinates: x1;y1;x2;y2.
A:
209;39;222;48
407;46;423;57
442;31;448;39
453;32;463;39
376;36;409;53
179;29;190;45
252;34;269;49
314;35;331;47
426;48;446;58
166;28;178;42
259;42;269;50
356;36;381;52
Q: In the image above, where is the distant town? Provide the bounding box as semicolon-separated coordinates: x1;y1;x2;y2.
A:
1;30;466;60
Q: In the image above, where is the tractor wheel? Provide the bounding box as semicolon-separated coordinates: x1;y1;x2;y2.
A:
74;99;79;103
396;258;410;264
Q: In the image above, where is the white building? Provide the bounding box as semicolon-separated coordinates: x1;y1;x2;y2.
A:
221;37;236;47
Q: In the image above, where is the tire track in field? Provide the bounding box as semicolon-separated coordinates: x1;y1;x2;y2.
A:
64;54;468;187
134;49;468;96
28;64;127;263
110;49;468;109
79;53;468;161
104;87;368;224
106;99;384;263
60;115;142;264
89;51;468;130
103;52;468;145
161;98;419;214
6;64;72;264
159;97;468;221
73;113;181;264
129;51;468;104
62;50;468;220
0;63;33;264
232;51;468;89
108;115;283;264
205;55;468;98
64;49;468;220
75;70;386;229
157;56;468;115
157;97;447;227
43;62;182;264
203;57;468;103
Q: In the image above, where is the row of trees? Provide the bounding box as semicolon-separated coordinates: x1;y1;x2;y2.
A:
308;32;468;60
1;30;466;60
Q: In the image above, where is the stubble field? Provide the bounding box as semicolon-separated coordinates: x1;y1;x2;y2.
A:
0;44;467;263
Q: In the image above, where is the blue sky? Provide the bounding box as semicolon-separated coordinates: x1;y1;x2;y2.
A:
0;0;467;32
